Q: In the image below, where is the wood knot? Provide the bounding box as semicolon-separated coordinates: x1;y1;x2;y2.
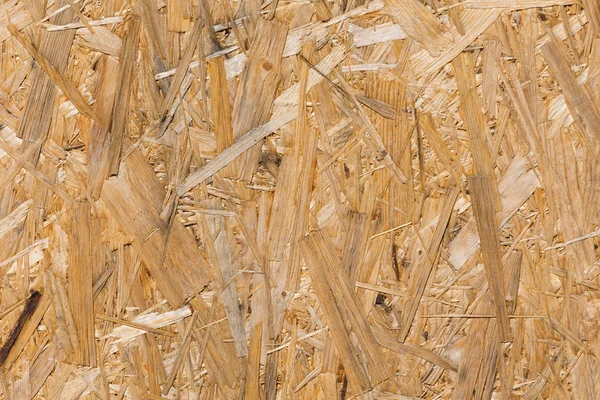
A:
262;61;273;71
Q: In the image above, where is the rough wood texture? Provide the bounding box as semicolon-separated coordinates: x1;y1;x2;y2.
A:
67;202;96;366
1;0;600;398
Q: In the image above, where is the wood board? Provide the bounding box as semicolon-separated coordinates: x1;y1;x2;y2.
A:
0;0;599;398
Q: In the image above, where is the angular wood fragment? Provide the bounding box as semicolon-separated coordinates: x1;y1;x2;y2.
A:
29;344;57;399
301;230;392;394
231;18;288;181
167;0;193;32
372;327;458;372
446;0;466;34
542;40;600;140
207;209;248;357
96;313;179;339
453;53;495;178
15;2;76;164
0;200;31;241
411;9;502;77
157;18;202;138
399;188;459;341
386;0;451;56
268;40;319;337
0;138;72;203
207;57;236;178
0;290;41;366
0;1;32;43
583;0;600;37
1;291;51;368
468;175;511;341
7;24;97;124
68;202;96;366
162;311;199;394
349;23;406;47
342;211;369;283
87;55;119;199
189;297;241;391
302;244;371;393
101;144;212;307
452;299;500;399
482;40;502;120
75;25;122;57
419;114;466;183
245;321;263;400
107;15;141;175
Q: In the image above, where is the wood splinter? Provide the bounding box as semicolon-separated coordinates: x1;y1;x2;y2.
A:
0;290;42;366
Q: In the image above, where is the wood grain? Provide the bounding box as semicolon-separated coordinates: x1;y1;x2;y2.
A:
0;1;598;398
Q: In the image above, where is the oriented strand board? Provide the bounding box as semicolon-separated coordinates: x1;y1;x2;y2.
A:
1;0;600;398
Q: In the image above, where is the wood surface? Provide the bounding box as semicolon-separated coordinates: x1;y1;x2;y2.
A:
0;0;598;398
